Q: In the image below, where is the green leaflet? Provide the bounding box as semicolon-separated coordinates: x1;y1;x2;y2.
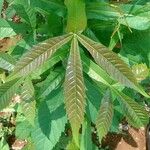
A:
0;53;16;71
32;88;67;150
21;78;36;126
64;36;86;146
36;69;64;99
13;34;73;77
113;89;149;128
96;90;113;143
78;34;139;91
0;78;22;110
65;0;87;33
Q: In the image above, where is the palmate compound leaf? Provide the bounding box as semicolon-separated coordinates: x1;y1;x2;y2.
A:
0;78;22;110
96;90;113;143
113;88;149;128
13;34;73;77
64;36;86;145
77;34;149;97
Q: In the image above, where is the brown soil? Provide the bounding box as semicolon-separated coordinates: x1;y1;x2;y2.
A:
103;127;146;150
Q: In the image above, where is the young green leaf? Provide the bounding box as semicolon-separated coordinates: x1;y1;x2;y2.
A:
65;0;87;33
132;63;149;82
96;90;113;143
64;36;86;145
77;34;138;90
0;78;21;110
13;34;73;77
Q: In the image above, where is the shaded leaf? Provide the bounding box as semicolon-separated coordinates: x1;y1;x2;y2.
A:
30;0;66;17
64;36;86;145
13;34;72;77
96;90;113;142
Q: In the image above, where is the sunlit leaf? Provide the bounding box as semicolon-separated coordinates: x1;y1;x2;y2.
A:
64;36;86;145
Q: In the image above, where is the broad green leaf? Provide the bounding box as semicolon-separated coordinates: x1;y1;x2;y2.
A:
32;88;67;150
78;34;138;90
65;0;87;33
21;78;36;126
0;78;21;110
13;34;73;77
64;36;86;145
113;89;149;128
0;19;28;38
132;63;149;82
0;53;16;71
96;90;113;143
36;69;64;99
118;16;150;30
